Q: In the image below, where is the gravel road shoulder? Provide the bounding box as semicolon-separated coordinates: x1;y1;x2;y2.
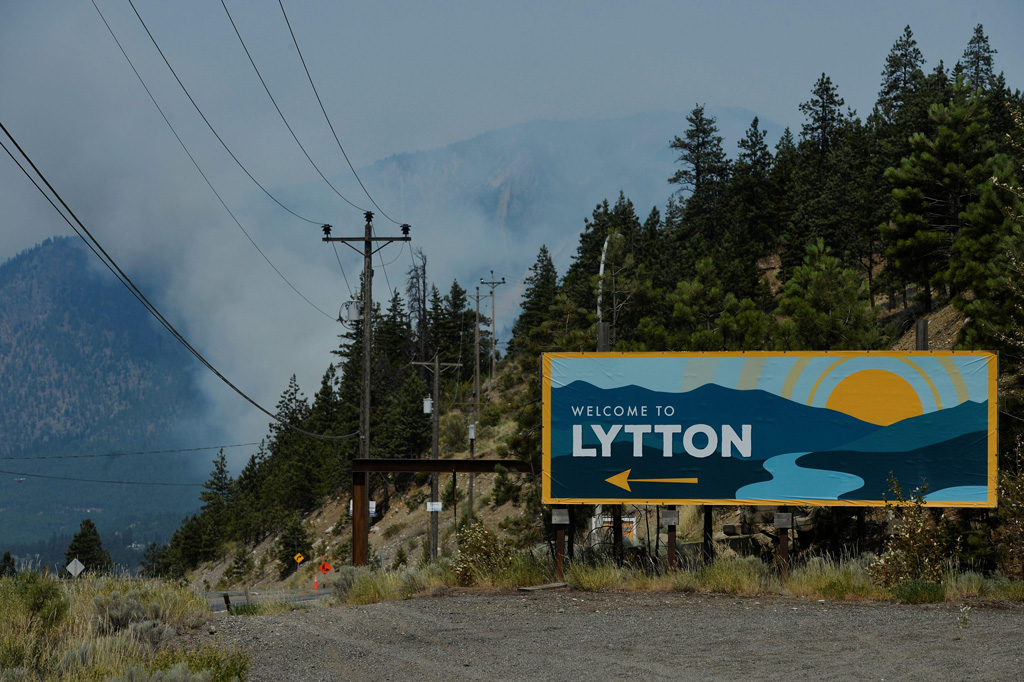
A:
181;590;1024;681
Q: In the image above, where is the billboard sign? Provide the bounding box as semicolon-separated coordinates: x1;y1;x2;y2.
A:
542;352;997;507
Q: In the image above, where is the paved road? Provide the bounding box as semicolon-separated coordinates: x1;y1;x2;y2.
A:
202;588;335;613
185;590;1024;681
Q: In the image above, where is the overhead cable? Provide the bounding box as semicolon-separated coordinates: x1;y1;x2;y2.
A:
90;0;334;320
0;468;204;487
0;121;357;443
124;0;323;226
277;0;400;293
220;0;369;216
0;442;260;461
277;0;404;227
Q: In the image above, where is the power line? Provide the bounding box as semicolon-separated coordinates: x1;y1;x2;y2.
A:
90;0;334;321
124;0;323;226
0;442;260;461
276;0;403;227
0;468;203;487
220;0;368;216
331;242;354;298
0;120;356;444
276;0;401;294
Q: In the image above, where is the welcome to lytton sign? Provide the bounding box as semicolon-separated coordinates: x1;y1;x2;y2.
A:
542;352;997;507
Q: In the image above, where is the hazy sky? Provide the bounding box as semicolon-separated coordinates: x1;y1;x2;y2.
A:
1;0;1022;465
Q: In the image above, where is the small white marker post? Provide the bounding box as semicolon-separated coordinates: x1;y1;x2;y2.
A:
66;557;84;578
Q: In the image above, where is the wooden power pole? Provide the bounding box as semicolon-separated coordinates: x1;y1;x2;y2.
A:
322;213;409;566
412;356;460;559
480;271;505;384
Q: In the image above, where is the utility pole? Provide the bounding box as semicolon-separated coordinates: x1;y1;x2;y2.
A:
322;214;410;565
480;271;505;385
468;287;487;524
412;356;461;559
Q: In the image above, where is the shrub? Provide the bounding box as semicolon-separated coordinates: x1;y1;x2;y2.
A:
491;467;521;507
113;662;214;682
382;521;407;541
995;438;1024;579
150;643;249;682
93;591;146;634
480;403;502;427
439;413;468;454
868;476;957;588
454;523;513;586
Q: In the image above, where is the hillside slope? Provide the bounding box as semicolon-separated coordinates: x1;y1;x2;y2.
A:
0;238;218;549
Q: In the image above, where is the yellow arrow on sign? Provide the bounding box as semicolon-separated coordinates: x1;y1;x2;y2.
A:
606;469;698;493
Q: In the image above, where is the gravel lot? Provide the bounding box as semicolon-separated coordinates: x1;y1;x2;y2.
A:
186;590;1024;681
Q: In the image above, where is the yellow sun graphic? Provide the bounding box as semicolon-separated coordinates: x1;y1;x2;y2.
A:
825;369;923;426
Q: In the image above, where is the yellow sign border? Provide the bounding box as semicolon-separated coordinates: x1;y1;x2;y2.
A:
541;351;998;508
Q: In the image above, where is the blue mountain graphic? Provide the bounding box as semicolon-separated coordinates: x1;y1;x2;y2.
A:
824;400;988;453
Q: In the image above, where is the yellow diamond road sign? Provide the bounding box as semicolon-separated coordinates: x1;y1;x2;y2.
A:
294;553;304;564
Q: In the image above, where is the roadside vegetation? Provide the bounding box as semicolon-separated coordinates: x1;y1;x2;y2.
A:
0;573;247;681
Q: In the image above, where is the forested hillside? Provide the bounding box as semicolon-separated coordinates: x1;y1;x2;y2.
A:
142;24;1024;580
0;237;217;549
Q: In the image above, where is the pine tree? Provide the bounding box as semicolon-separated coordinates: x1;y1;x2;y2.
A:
275;513;312;579
776;240;878;350
65;519;112;573
883;77;1000;310
877;25;926;126
799;73;847;183
955;24;997;92
510;245;558;355
666;106;731;277
667;258;775;351
725;117;776;293
0;551;15;577
669;105;730;196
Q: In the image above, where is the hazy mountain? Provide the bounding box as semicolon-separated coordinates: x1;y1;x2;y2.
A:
354;109;782;271
0;237;219;551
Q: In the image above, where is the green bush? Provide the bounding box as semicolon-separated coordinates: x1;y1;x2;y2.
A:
15;572;68;632
439;413;468;453
480;403;502;427
454;522;513;586
491;467;521;507
868;477;956;588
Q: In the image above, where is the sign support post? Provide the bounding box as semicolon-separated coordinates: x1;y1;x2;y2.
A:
552;508;569;582
663;508;679;571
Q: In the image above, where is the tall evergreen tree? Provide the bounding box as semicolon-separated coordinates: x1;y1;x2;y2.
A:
955;24;997;92
669;104;730;196
510;245;558;355
665;107;731;284
884;77;1002;310
877;25;926;126
799;73;847;183
65;519;112;573
723;116;776;295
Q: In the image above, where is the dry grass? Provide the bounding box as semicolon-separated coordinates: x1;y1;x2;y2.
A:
0;573;247;681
